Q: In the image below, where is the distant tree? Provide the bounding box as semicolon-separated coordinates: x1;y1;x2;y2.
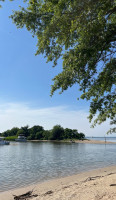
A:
1;124;85;140
10;127;19;136
17;129;25;136
64;128;85;139
71;129;79;139
1;129;11;137
21;125;30;137
43;130;51;140
64;128;74;139
28;125;44;139
27;134;34;140
50;125;64;140
35;131;43;140
1;127;19;137
78;133;85;140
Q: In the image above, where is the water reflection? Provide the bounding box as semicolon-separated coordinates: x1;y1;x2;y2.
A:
0;141;116;192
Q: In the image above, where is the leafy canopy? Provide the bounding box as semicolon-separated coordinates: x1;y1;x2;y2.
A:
6;0;116;133
1;125;85;140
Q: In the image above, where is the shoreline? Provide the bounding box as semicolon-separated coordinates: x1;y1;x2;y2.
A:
29;139;116;144
1;165;116;200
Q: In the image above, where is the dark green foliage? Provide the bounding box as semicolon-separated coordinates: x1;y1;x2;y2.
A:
50;125;64;140
42;130;51;140
27;134;35;140
64;128;74;139
10;127;19;136
35;131;43;140
1;124;85;140
64;128;85;140
1;127;19;137
28;125;44;139
8;0;116;133
21;125;30;137
1;130;11;137
77;133;85;140
17;129;25;136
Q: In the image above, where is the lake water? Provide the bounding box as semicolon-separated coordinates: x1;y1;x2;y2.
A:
0;141;116;192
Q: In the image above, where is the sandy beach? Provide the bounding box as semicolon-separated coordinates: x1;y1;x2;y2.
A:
30;139;116;144
0;165;116;200
75;139;116;144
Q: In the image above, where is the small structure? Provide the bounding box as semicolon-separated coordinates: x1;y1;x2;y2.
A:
15;134;27;142
70;139;75;143
0;137;10;145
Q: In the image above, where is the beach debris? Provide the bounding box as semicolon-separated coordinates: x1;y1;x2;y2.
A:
63;184;73;189
107;172;116;176
13;190;38;200
44;190;53;196
110;184;116;186
84;176;102;182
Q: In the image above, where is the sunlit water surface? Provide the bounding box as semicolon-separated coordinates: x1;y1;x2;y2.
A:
0;141;116;192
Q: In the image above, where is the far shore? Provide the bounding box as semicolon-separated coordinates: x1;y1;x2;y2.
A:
0;165;116;200
28;139;116;144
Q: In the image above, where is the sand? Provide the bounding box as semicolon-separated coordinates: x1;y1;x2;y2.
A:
30;139;116;144
75;139;116;144
0;165;116;200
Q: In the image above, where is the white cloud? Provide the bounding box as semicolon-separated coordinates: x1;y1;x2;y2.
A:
0;102;114;137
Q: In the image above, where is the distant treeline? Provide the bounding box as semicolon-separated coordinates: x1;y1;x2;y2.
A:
1;125;85;141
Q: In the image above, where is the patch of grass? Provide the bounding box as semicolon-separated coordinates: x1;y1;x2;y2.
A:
5;136;17;141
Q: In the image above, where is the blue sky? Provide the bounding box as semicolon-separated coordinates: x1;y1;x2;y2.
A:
0;1;114;136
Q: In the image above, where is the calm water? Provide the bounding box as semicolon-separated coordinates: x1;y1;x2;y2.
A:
0;141;116;192
86;137;116;142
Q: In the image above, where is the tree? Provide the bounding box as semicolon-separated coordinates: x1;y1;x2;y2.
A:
42;130;51;140
21;125;30;137
9;127;19;136
17;129;25;136
50;125;64;140
79;133;85;140
64;128;74;139
1;129;11;137
64;128;85;139
9;0;116;133
35;131;43;139
1;127;19;137
29;125;44;139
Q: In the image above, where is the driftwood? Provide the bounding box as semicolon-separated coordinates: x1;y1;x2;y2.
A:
107;172;116;176
13;190;38;200
110;184;116;186
44;190;53;196
84;176;103;182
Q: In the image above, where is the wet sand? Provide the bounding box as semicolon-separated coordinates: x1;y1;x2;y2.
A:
0;165;116;200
